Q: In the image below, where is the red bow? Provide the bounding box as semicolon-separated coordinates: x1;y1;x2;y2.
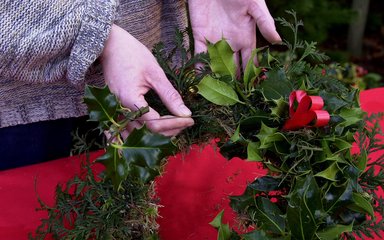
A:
283;90;330;130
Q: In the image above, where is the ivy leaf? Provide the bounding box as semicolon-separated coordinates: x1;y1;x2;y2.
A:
316;223;353;240
207;39;237;79
120;125;177;183
247;141;262;161
287;175;323;240
256;123;285;149
197;75;241;106
84;85;118;124
347;192;374;217
259;68;292;100
96;146;128;190
252;197;285;235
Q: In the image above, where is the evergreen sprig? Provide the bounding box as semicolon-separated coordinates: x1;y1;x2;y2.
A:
31;161;160;240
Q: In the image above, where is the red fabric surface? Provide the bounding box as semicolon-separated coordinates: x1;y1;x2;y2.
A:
0;88;384;240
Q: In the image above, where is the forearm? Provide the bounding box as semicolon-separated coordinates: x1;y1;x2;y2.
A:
0;0;118;84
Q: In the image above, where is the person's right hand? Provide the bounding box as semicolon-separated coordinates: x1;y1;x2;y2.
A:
101;24;194;137
189;0;281;69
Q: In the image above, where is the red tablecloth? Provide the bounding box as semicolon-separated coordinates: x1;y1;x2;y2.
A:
1;88;384;240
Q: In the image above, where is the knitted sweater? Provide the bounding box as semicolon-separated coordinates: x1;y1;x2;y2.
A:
0;0;188;128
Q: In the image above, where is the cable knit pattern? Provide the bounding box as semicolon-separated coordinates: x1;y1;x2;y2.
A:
0;0;188;128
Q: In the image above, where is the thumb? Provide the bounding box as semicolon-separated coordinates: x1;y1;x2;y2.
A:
248;0;282;44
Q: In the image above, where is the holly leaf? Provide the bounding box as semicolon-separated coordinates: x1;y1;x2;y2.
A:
84;85;118;124
256;123;285;149
247;141;262;161
252;197;286;235
96;146;128;190
259;68;292;100
230;187;258;213
270;97;288;118
210;210;232;240
339;108;364;127
323;181;353;212
242;230;277;240
319;90;348;112
287;175;323;240
315;162;340;181
316;223;353;240
248;176;281;192
355;149;368;171
347;192;374;217
120;125;177;183
197;75;241;106
208;39;237;79
97;126;176;188
244;48;263;90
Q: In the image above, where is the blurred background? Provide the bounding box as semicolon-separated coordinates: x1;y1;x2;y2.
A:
265;0;384;89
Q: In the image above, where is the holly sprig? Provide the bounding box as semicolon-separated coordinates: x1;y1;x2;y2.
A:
83;85;177;190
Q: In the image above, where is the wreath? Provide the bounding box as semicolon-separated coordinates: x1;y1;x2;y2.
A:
32;11;384;240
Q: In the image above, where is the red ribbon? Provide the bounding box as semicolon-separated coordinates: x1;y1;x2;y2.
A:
283;90;330;130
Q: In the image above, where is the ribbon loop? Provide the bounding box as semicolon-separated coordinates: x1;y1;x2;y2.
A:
283;90;330;130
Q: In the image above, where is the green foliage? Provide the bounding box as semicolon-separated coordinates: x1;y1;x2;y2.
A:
31;164;160;240
84;85;177;190
164;11;383;240
34;12;384;240
32;86;176;239
268;0;354;44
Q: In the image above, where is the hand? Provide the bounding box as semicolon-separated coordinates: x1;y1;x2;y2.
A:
188;0;281;69
101;25;194;137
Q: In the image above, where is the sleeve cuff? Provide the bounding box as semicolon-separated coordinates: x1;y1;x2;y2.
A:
67;0;119;85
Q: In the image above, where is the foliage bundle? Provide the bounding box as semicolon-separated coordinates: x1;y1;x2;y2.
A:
33;11;384;240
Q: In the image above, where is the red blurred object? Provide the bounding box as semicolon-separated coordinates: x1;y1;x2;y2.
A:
1;88;384;240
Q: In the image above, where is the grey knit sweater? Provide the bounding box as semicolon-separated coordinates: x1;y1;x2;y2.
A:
0;0;187;128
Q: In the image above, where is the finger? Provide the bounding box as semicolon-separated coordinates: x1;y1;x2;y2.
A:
241;45;257;70
143;115;194;134
149;69;192;117
233;51;242;78
125;120;144;137
159;127;187;137
248;0;282;43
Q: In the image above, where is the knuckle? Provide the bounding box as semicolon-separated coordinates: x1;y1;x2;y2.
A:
165;89;182;102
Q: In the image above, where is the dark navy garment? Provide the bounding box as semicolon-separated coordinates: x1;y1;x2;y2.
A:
0;117;99;170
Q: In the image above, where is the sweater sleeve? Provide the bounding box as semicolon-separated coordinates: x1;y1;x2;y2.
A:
0;0;118;85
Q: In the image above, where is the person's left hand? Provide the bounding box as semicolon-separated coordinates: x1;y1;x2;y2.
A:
188;0;281;69
101;25;194;137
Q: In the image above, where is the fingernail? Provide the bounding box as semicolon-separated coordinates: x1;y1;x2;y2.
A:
179;105;192;116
